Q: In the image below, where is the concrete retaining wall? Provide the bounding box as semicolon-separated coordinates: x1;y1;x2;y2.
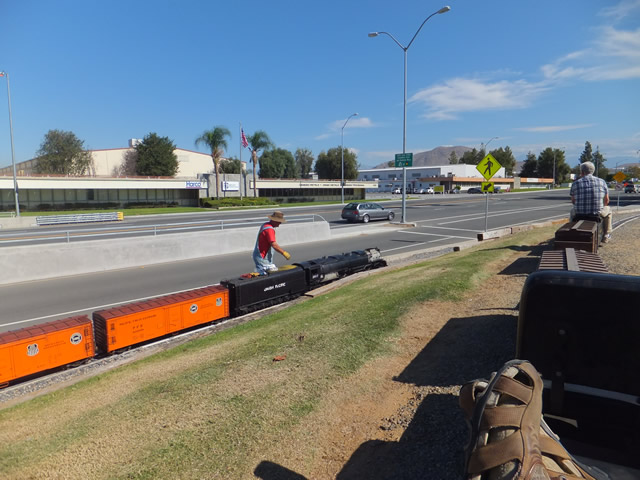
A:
0;221;330;286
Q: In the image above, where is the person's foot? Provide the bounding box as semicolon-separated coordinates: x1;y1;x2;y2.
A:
602;234;611;243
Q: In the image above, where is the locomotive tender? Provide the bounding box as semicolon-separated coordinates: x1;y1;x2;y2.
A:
0;248;386;387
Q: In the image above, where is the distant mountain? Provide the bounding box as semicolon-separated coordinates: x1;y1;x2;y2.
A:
373;146;473;168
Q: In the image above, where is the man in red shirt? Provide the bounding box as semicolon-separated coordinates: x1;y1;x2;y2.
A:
252;211;291;275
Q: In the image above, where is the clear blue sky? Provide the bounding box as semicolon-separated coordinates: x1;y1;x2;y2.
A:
1;0;639;171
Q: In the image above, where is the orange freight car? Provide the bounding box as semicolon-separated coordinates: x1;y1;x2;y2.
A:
93;285;229;353
0;315;95;386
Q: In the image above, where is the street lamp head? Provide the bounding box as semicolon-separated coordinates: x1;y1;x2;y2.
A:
368;32;379;37
437;6;451;14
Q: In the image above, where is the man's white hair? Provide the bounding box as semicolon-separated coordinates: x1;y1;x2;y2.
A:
580;161;595;175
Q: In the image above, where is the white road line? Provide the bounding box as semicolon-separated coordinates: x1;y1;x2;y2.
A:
400;231;476;240
381;242;428;253
0;286;207;329
413;203;569;226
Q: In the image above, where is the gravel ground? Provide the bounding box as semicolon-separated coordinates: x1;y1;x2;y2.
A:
597;211;640;275
1;212;638;480
331;211;640;480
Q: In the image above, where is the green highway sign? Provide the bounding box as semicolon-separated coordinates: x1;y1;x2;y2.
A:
395;152;413;167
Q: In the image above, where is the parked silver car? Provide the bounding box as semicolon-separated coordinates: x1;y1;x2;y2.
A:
341;202;395;223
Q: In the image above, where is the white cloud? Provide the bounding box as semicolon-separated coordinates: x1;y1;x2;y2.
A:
409;2;640;121
542;25;640;82
515;124;596;133
316;116;375;140
599;0;640;21
327;116;375;131
409;78;549;120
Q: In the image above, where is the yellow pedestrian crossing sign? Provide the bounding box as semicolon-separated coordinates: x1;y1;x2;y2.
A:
477;154;502;181
481;182;494;193
613;171;626;183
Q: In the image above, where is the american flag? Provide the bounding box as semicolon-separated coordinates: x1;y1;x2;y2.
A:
241;128;249;148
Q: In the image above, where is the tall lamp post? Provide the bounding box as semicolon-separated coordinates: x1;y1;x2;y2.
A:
0;71;19;216
341;112;358;204
369;5;450;223
482;136;498;154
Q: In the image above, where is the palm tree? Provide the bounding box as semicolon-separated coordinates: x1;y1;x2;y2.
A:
195;126;231;199
246;130;274;197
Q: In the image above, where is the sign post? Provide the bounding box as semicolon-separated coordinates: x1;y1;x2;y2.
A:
476;154;502;231
395;153;413;223
613;171;626;211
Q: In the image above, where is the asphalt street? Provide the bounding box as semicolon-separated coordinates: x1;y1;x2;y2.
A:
1;190;638;333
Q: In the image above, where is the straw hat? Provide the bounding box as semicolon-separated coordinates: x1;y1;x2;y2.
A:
268;211;286;223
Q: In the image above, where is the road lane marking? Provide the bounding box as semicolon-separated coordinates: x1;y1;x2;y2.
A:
399;231;477;240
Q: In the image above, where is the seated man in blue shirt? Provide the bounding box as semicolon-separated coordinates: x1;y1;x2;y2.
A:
569;161;612;243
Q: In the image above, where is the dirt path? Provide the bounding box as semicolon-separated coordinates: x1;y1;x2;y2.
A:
256;252;534;480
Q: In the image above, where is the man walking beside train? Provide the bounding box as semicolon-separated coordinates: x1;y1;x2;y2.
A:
253;211;291;275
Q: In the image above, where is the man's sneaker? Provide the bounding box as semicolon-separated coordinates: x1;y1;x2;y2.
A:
602;234;611;243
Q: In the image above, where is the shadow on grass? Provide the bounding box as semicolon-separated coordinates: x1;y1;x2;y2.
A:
255;312;518;480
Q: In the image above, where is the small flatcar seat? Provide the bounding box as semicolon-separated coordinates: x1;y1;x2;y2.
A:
516;270;640;472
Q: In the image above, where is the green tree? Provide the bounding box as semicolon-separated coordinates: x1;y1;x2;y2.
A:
537;148;555;179
490;146;516;176
448;151;459;164
219;157;243;174
135;133;179;177
578;141;593;165
295;148;314;178
195;126;231;199
315;147;358;180
553;149;571;185
116;149;137;176
520;152;538;177
246;130;274;196
35;129;93;176
460;148;483;165
626;165;640;180
259;148;296;179
592;148;608;179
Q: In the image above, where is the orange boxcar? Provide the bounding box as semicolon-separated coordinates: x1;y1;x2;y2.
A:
0;315;95;386
93;285;229;353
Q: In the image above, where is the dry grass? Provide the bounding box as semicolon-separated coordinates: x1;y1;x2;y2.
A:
0;226;559;479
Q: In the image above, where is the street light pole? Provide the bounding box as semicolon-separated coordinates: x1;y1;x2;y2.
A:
369;5;450;223
341;112;358;204
0;71;19;216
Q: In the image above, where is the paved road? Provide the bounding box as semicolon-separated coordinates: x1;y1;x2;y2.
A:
2;190;637;333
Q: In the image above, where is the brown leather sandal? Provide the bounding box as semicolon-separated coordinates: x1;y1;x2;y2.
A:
459;359;609;480
460;359;549;480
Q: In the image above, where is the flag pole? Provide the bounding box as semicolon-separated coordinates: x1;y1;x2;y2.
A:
239;122;243;199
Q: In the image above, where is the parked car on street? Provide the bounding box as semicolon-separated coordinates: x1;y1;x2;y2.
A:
414;188;426;194
341;202;395;223
392;188;401;194
426;187;435;194
467;187;483;194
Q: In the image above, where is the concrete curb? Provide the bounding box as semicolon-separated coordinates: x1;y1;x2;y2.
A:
0;221;331;286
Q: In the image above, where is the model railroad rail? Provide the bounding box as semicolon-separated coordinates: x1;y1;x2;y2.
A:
538;248;608;273
0;248;386;387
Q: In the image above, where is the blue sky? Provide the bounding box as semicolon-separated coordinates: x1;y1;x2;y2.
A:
1;0;639;171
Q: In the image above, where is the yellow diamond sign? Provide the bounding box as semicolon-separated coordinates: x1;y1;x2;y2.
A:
613;171;626;183
477;154;502;181
481;182;494;193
